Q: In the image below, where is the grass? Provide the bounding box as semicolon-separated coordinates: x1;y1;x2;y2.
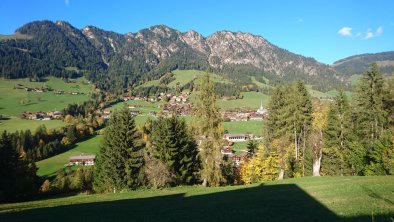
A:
168;70;231;88
137;70;231;89
231;141;249;153
0;77;92;133
1;176;393;221
0;77;92;116
36;135;102;177
224;120;264;136
251;76;272;89
109;100;162;114
217;91;269;110
0;116;64;133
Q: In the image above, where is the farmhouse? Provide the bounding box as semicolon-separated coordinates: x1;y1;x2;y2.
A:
68;155;96;166
224;134;252;142
221;146;234;155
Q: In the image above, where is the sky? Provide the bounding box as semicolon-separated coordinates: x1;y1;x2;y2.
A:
1;0;394;64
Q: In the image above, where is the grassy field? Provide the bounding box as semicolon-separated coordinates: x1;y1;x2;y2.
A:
109;100;162;114
0;77;92;116
217;91;270;109
36;135;102;177
1;176;393;221
224;120;264;136
168;70;231;88
137;70;231;89
251;76;272;89
0;77;92;132
0;116;65;133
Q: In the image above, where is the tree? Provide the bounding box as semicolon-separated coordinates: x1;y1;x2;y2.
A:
66;125;77;144
149;116;200;184
323;91;354;175
194;72;224;186
94;106;143;192
240;145;279;184
271;138;293;180
309;104;329;176
355;63;386;149
265;81;312;177
0;131;39;201
246;140;258;157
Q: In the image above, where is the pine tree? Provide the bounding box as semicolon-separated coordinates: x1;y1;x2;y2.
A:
194;72;224;186
246;140;258;157
150;116;200;184
323;90;360;175
0;131;39;201
94;106;143;193
265;81;312;176
355;63;386;148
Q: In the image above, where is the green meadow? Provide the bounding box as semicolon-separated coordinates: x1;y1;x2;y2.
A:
217;91;270;109
1;176;393;221
36;135;102;177
0;77;92;132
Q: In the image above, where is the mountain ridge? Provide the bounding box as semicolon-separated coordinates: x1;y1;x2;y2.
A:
1;20;343;92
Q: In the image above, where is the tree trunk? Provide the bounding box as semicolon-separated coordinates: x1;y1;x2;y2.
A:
294;127;298;160
202;178;207;187
313;150;322;176
278;168;285;180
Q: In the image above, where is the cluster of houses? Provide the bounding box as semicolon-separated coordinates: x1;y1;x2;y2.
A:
22;111;63;120
53;90;84;95
220;133;258;166
222;102;268;121
14;83;51;92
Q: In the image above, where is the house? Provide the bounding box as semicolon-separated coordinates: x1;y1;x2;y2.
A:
68;155;96;166
249;113;264;121
221;146;234;155
231;153;248;166
224;134;252;142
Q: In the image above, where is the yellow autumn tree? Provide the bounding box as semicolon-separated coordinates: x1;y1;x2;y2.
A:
240;145;279;184
271;138;294;180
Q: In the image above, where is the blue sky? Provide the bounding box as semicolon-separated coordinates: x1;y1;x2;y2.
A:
1;0;393;64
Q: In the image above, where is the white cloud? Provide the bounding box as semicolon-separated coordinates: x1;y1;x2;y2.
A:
364;30;374;39
338;27;352;37
363;26;383;39
65;0;70;6
377;26;383;35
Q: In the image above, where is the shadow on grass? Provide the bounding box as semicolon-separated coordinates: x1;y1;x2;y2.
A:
1;183;392;222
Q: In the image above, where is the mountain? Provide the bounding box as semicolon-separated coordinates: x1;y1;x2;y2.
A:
332;51;394;75
0;20;343;93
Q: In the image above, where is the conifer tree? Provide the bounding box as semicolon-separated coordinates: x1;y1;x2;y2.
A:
0;131;39;201
94;106;143;192
266;81;312;176
150;116;199;184
355;63;386;148
194;72;224;186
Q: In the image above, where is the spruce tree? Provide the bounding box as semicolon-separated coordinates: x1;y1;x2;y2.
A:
194;72;224;186
150;116;200;184
94;106;143;192
355;63;386;148
0;131;38;201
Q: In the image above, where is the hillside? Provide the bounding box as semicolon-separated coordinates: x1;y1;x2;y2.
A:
1;176;393;221
332;51;394;75
0;20;343;93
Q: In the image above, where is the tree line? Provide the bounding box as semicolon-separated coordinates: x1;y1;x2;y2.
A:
240;63;394;183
